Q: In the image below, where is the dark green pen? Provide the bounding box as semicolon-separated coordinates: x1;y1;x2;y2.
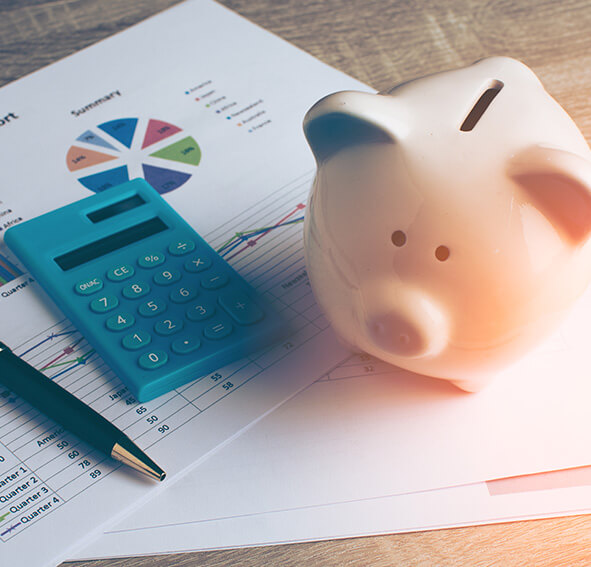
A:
0;340;165;482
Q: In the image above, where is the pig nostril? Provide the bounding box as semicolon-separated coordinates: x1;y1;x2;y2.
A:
435;245;450;261
391;230;406;247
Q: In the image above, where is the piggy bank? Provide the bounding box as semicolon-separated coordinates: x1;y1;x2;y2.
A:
303;56;591;391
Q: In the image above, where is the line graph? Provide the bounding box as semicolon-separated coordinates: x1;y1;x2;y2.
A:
15;329;98;381
204;173;316;303
19;330;78;357
0;330;92;407
216;203;305;260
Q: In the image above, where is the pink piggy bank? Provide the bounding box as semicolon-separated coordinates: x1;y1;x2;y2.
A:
303;57;591;391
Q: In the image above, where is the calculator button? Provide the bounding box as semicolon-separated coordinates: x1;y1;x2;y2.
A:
201;272;229;290
107;264;135;282
138;252;165;268
153;268;181;286
203;320;233;340
186;299;216;321
138;350;168;370
154;317;184;336
138;299;167;317
169;285;198;304
168;239;196;256
171;335;201;355
106;312;135;331
122;330;152;350
122;281;150;299
90;294;119;313
184;255;212;273
74;277;103;295
218;291;264;325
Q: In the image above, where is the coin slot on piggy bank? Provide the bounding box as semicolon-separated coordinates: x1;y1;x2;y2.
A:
460;79;504;132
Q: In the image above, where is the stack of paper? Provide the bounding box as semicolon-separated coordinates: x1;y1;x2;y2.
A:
0;1;588;565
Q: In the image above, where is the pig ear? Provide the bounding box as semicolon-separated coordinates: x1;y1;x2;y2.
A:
508;146;591;245
303;91;397;163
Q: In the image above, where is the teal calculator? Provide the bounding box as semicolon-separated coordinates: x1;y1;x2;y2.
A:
5;179;285;401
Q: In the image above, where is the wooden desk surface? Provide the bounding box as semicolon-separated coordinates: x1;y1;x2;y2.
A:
2;1;591;565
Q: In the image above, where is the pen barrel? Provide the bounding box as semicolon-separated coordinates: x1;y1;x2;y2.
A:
0;346;121;455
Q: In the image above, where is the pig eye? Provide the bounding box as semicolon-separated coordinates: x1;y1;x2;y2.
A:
435;245;450;261
391;230;406;247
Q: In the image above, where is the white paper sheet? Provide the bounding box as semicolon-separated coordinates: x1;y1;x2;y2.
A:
79;297;591;557
87;296;591;532
78;467;591;556
0;1;374;565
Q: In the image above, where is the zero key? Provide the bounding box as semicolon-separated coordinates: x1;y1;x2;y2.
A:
138;350;168;370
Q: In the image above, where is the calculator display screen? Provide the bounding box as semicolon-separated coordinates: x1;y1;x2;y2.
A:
87;194;146;223
54;217;168;271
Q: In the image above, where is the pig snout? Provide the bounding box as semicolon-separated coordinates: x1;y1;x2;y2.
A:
366;288;449;358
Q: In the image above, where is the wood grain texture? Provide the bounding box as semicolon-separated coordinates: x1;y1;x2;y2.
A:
1;1;591;565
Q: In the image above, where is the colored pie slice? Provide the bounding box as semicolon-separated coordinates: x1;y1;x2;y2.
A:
78;165;130;193
98;118;138;149
149;136;201;166
66;146;118;172
142;164;192;194
142;119;182;149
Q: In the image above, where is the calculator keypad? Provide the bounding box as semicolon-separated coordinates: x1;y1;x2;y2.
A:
84;236;271;380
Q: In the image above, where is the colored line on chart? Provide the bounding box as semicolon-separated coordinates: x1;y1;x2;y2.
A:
217;203;305;260
40;337;86;370
18;330;78;357
17;329;97;381
1;522;21;536
0;511;10;523
46;348;97;381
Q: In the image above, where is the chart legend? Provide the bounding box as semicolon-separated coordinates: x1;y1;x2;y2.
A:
0;252;22;286
66;118;201;194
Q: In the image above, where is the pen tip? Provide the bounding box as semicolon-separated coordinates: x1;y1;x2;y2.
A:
112;438;166;482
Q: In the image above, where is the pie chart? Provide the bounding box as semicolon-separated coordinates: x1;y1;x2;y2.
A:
66;118;201;194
